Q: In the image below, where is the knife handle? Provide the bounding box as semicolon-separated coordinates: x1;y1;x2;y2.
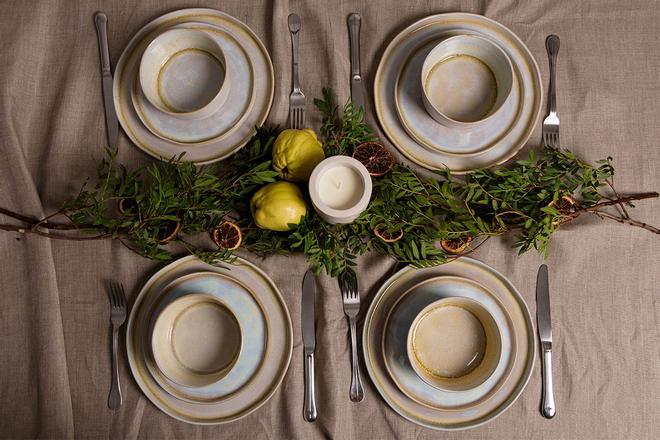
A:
94;12;111;75
303;352;317;422
541;347;556;418
348;13;361;77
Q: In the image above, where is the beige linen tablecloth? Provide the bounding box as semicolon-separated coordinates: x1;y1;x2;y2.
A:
1;0;658;438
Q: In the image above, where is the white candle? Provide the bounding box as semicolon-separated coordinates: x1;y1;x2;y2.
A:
309;156;372;224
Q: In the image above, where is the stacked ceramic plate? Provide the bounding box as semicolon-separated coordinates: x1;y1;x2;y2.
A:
374;13;543;172
113;9;274;164
363;258;535;430
126;256;292;424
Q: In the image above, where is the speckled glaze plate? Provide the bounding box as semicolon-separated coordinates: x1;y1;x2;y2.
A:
383;276;517;410
363;258;535;430
394;40;522;156
127;256;292;425
145;272;267;403
130;23;255;145
114;9;274;164
374;13;542;172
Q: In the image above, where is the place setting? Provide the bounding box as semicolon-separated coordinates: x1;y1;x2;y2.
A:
1;5;659;436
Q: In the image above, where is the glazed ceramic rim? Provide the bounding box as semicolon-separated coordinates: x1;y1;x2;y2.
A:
113;8;274;164
364;258;536;430
394;41;522;157
131;23;257;145
139;28;231;119
151;293;243;388
406;296;502;392
126;256;293;424
373;13;543;173
381;274;517;411
420;35;514;127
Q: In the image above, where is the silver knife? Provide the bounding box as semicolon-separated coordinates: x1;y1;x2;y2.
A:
536;264;556;419
94;12;119;149
301;269;318;422
347;13;365;114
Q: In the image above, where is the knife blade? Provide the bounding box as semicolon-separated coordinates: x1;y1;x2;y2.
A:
348;13;365;113
301;269;317;422
94;12;119;149
536;264;552;347
536;264;556;418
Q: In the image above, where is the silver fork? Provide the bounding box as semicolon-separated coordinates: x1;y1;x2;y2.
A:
107;283;127;409
339;271;365;402
542;35;560;148
288;13;305;129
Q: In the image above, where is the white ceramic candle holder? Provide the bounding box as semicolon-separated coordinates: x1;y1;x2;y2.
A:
308;156;372;225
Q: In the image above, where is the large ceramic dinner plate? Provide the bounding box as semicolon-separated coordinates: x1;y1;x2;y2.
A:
127;256;292;424
374;13;542;172
383;276;517;410
114;8;274;164
363;258;535;430
145;272;267;403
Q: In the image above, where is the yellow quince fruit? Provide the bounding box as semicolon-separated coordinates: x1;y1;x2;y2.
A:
272;129;325;181
250;181;307;231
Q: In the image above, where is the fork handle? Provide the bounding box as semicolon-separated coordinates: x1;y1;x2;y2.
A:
348;317;365;402
108;326;122;409
289;15;301;92
303;352;317;422
545;34;560;115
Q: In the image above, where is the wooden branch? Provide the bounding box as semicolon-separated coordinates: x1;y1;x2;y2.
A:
0;224;113;241
577;192;658;213
590;212;660;234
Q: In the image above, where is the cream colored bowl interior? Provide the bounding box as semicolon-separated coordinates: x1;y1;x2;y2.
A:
407;296;502;392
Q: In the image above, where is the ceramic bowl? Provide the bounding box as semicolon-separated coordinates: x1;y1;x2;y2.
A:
421;35;514;128
151;293;242;388
406;296;502;392
139;28;231;120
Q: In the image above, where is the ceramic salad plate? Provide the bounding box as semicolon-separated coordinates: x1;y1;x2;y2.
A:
126;256;292;424
113;9;274;164
363;257;535;430
382;276;517;410
374;13;542;172
146;272;267;403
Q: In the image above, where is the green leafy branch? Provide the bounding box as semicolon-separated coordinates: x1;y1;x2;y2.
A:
0;89;657;277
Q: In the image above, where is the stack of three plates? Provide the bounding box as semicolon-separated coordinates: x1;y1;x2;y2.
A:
113;9;274;164
363;257;535;430
375;13;543;172
127;256;292;424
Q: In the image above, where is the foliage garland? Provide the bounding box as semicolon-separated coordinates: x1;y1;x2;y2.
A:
0;88;658;277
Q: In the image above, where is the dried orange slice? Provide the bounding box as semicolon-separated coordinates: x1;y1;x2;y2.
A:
374;224;403;243
352;142;394;176
440;236;473;254
117;198;139;215
550;195;579;214
212;221;242;250
157;220;181;244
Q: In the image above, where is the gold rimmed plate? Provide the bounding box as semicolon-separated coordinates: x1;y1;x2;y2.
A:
126;256;292;424
145;272;267;403
363;258;535;430
130;23;256;145
374;13;542;172
382;275;517;410
113;8;274;164
394;40;522;156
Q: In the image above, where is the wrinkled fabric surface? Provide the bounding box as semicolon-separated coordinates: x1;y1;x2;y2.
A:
1;1;659;439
